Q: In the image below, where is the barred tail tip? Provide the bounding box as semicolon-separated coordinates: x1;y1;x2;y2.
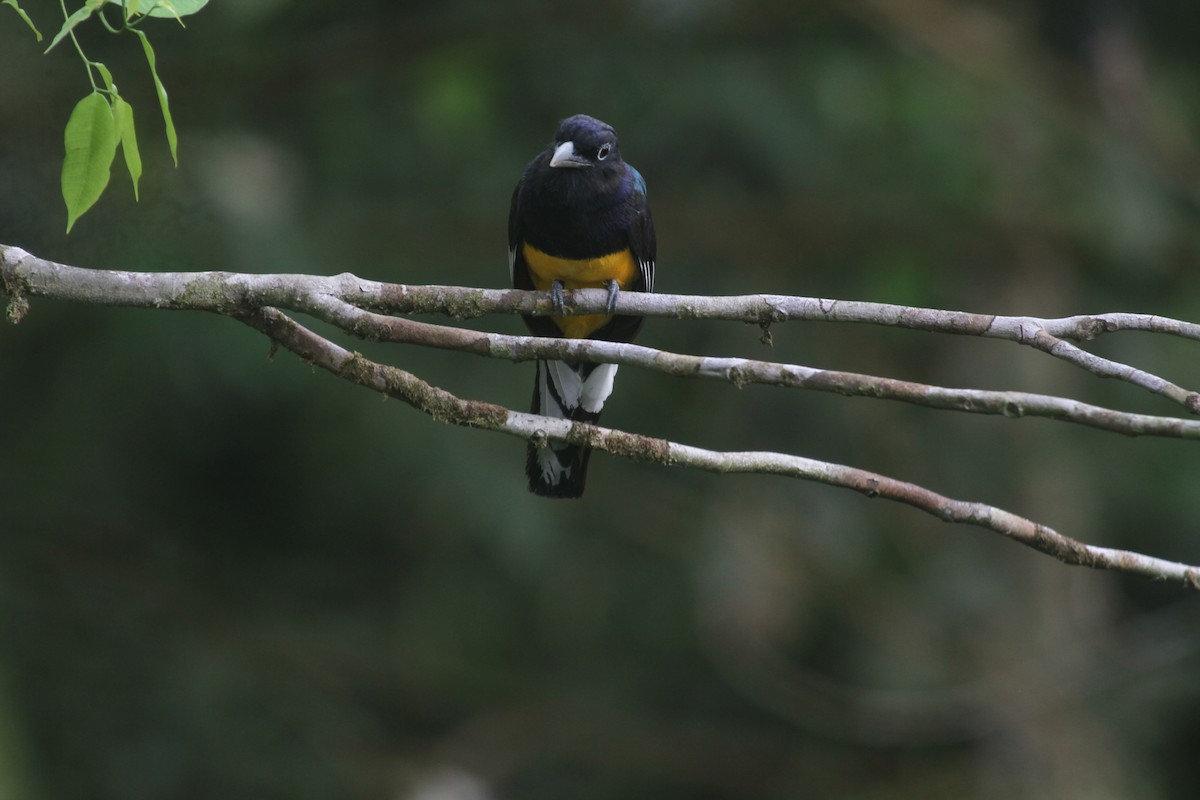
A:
527;442;591;498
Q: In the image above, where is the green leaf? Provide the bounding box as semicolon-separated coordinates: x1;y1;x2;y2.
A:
113;0;208;20
92;61;116;94
3;0;43;41
44;3;96;54
61;92;118;233
113;96;142;201
133;29;178;166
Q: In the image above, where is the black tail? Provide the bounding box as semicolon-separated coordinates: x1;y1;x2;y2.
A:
526;359;618;499
526;441;594;499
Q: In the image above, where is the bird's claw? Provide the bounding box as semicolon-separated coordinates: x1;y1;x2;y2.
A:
604;279;619;315
550;280;566;316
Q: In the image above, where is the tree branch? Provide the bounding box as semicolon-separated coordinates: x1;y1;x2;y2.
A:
4;244;1199;438
5;244;1198;412
242;306;1200;589
5;242;1200;588
300;294;1200;440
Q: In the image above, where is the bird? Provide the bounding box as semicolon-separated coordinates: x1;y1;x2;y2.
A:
508;114;656;498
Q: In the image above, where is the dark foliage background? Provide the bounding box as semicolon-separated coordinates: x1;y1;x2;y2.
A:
3;1;1200;797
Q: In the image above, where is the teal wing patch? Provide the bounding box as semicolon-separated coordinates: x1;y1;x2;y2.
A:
628;164;647;197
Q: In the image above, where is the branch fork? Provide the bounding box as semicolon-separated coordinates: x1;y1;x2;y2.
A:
4;243;1199;588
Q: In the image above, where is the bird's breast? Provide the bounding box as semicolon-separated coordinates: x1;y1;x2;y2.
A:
522;243;638;290
521;243;639;339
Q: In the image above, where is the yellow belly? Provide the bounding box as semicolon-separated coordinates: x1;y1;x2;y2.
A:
522;243;638;338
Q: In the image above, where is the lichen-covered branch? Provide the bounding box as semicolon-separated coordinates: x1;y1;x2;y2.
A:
4;243;1198;413
5;242;1200;587
297;294;1200;440
241;305;1200;590
4;244;1199;437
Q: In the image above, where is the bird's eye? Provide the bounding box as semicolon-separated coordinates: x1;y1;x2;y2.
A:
597;143;612;161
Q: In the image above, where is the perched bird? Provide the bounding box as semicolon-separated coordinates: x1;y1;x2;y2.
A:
508;114;656;498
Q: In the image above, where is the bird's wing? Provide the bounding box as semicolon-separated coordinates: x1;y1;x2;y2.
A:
625;165;656;293
508;179;523;286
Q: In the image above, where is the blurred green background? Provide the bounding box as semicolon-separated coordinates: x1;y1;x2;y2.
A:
3;1;1200;798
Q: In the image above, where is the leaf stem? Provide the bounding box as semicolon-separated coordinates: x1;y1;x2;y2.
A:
61;0;98;92
96;4;122;34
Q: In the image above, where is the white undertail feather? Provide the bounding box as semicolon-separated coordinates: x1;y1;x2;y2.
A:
541;360;618;417
580;363;618;413
538;361;564;420
546;360;583;410
533;359;619;488
535;359;574;485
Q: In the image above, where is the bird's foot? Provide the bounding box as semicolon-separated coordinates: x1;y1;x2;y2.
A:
604;279;619;315
550;280;566;316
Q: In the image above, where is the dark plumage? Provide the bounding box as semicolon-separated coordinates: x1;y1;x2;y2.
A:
508;114;656;498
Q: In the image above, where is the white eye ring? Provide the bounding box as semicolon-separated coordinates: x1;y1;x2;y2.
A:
597;143;612;161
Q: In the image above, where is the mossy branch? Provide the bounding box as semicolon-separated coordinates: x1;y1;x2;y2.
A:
4;242;1200;588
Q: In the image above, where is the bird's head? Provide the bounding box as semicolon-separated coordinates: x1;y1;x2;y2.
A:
549;114;622;170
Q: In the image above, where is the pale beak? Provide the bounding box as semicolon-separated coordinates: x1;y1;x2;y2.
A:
549;140;591;168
